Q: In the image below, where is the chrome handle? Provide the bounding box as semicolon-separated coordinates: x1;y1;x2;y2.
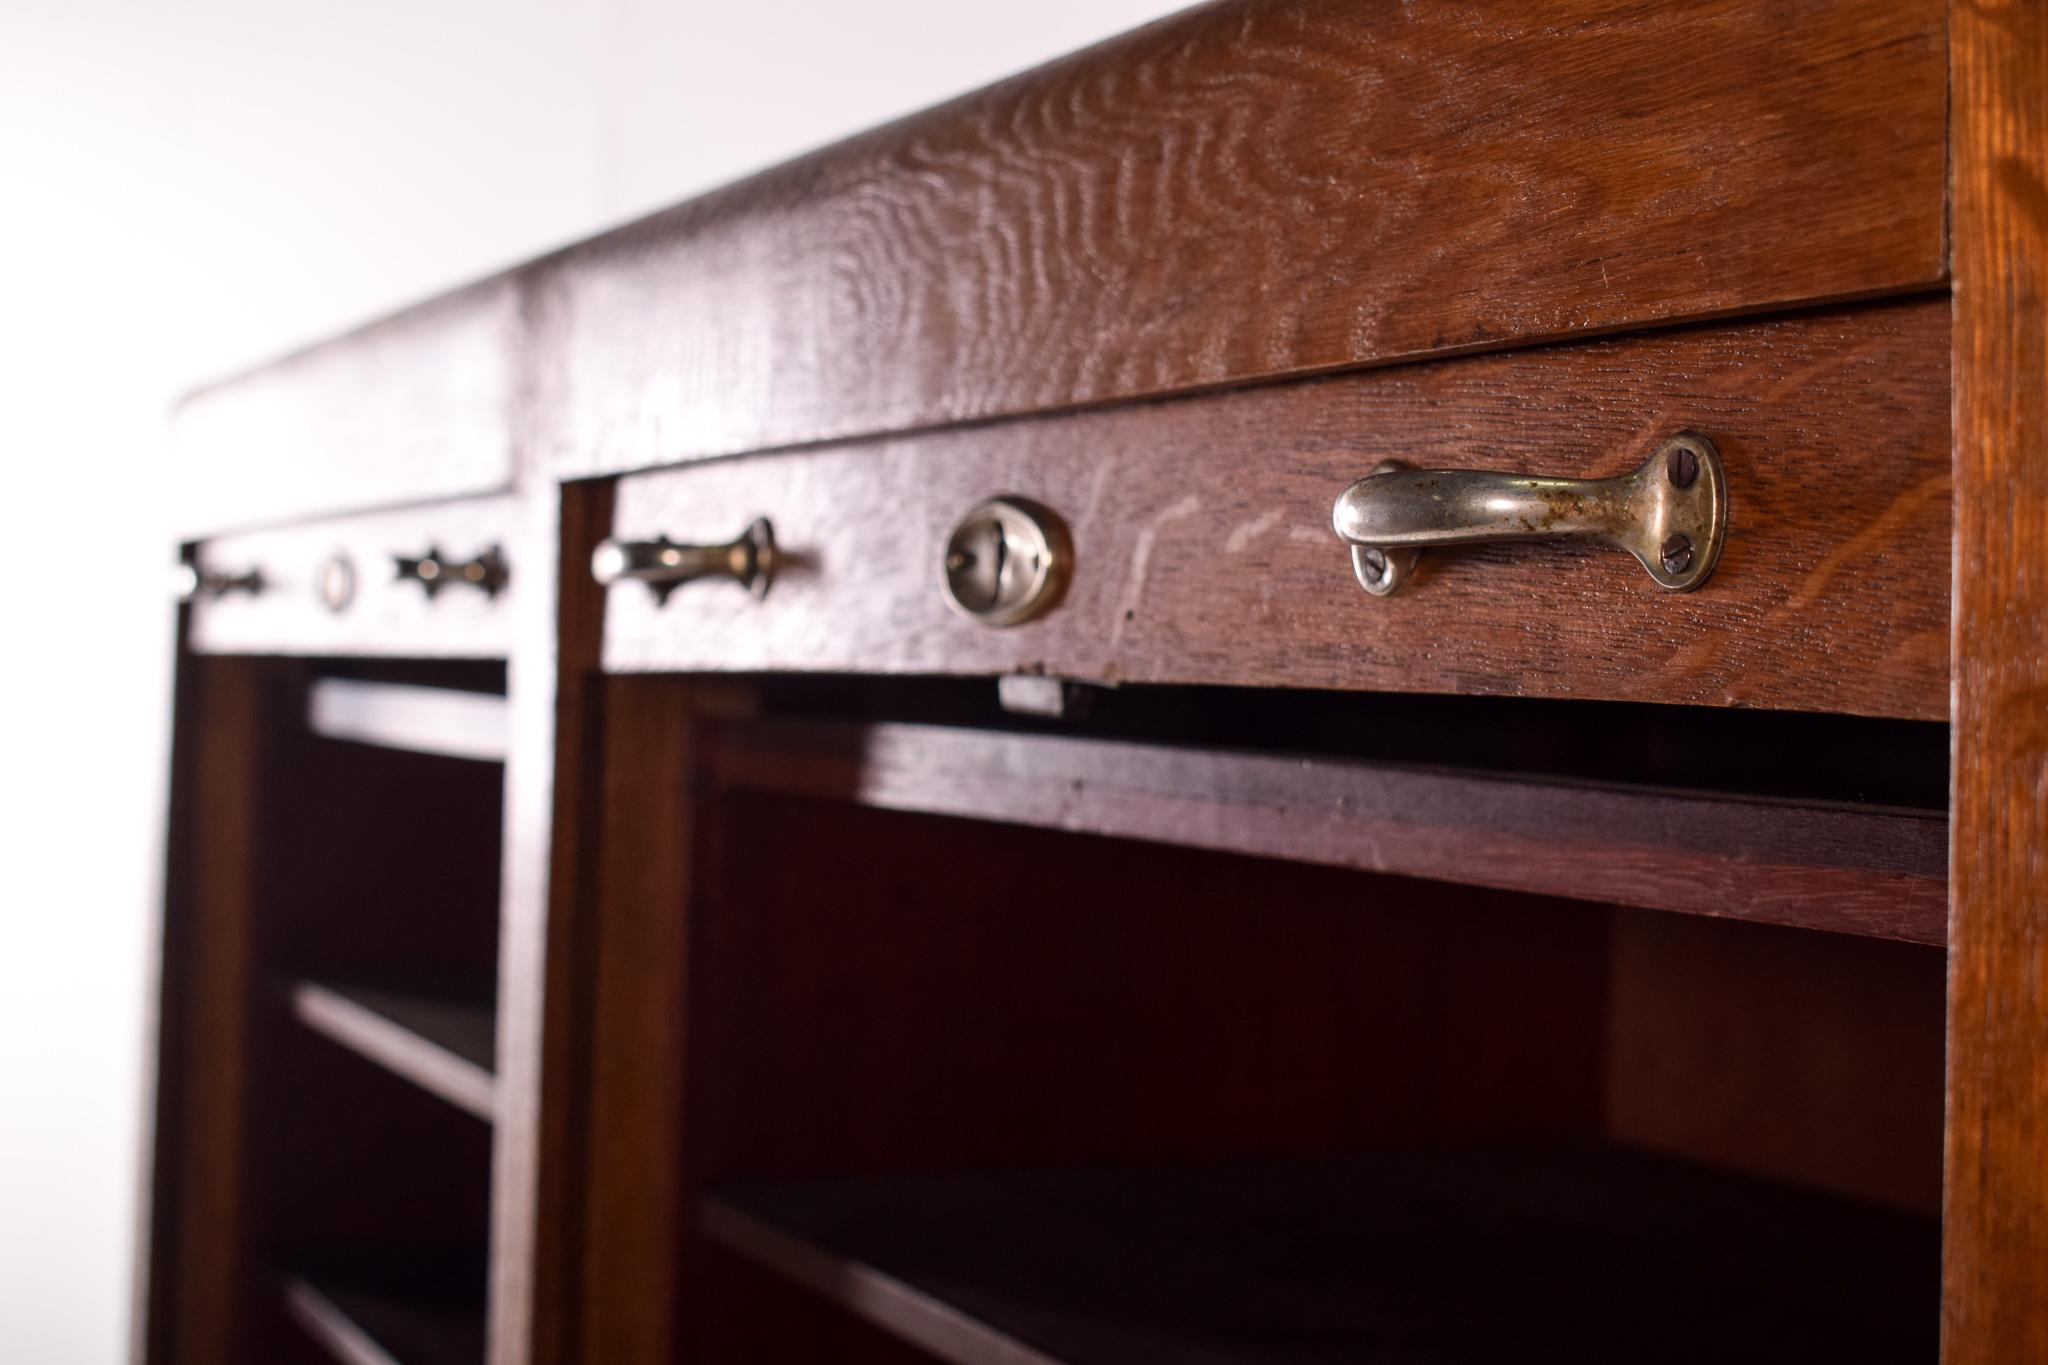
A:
1332;432;1725;596
394;544;509;599
591;518;775;602
172;562;265;602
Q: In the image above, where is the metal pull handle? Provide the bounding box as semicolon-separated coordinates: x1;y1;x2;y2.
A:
173;563;264;602
1332;432;1725;596
591;518;775;602
394;544;509;599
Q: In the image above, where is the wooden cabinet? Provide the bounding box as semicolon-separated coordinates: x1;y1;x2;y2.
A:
143;3;2047;1364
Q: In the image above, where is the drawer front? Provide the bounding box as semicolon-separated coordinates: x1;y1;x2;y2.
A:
602;298;1949;721
188;496;519;657
171;279;520;537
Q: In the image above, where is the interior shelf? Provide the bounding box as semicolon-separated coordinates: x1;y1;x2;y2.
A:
711;718;1949;945
307;678;509;763
704;1146;1938;1365
282;1267;484;1365
290;981;496;1122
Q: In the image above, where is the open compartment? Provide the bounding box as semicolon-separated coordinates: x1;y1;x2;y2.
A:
249;1016;493;1364
578;677;1948;1364
252;660;504;1362
264;660;507;1011
153;656;507;1364
690;800;1941;1363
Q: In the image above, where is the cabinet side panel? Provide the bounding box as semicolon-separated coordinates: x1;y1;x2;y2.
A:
1945;1;2048;1360
144;657;283;1364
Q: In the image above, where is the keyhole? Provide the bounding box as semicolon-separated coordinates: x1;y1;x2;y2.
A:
988;522;1008;592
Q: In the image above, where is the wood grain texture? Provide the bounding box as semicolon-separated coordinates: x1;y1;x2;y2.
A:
695;794;1613;1183
706;1150;1937;1365
1944;0;2048;1360
606;299;1951;719
715;718;1947;943
567;678;707;1365
171;278;520;537
190;496;520;659
1605;912;1945;1212
531;0;1948;480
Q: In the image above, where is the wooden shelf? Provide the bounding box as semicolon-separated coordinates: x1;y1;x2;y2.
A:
714;719;1948;944
283;1271;484;1365
705;1147;1938;1365
291;981;496;1122
307;679;509;762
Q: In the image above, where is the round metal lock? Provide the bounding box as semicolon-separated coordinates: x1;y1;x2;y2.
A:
318;553;356;613
941;497;1071;628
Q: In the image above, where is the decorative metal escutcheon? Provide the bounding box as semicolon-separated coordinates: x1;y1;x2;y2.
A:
1331;432;1727;596
590;518;776;603
394;544;509;600
941;496;1072;628
318;554;356;613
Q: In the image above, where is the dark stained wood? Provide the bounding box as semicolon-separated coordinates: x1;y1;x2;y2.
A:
713;718;1949;944
291;982;498;1122
700;1247;958;1365
145;658;280;1365
248;1019;495;1275
489;480;612;1365
704;1148;1939;1365
143;3;1985;1359
284;1268;485;1365
171;278;519;537
265;724;505;992
190;496;520;659
1605;912;1946;1212
308;681;509;764
695;796;1613;1186
606;300;1952;720
146;655;505;1365
529;0;1947;481
567;677;708;1365
1944;1;2048;1359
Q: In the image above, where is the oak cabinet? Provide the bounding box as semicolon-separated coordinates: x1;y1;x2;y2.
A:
144;3;2047;1364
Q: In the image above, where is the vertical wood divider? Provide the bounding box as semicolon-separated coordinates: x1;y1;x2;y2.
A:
488;475;612;1365
1945;2;2048;1360
574;677;713;1363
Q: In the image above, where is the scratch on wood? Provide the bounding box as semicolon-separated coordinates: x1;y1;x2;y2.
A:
1224;509;1284;553
1112;494;1201;646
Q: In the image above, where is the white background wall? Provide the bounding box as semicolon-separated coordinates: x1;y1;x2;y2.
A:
0;2;1178;1358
